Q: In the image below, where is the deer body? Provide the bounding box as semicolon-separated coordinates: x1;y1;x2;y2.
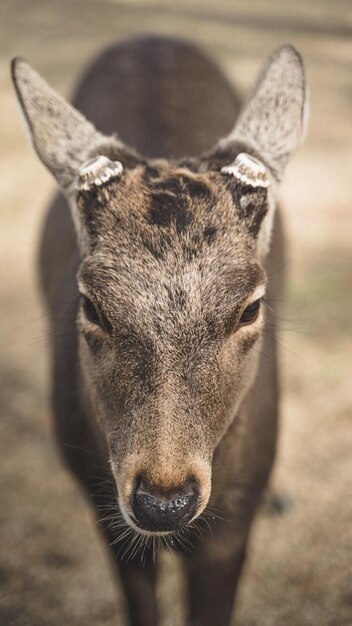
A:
12;36;306;626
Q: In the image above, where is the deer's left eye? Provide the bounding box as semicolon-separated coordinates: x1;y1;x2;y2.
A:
239;299;261;326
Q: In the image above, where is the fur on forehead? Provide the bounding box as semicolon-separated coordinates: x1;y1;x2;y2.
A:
77;161;265;330
76;159;265;257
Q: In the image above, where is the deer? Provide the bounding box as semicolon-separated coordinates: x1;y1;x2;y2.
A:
11;35;307;626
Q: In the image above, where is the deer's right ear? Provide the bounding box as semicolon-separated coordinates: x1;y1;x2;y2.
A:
11;58;131;196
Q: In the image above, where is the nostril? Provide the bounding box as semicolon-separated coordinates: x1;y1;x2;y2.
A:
131;476;199;532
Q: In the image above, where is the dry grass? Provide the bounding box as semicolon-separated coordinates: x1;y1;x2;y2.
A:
0;1;351;624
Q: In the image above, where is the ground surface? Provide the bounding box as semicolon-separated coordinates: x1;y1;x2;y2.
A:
0;1;351;625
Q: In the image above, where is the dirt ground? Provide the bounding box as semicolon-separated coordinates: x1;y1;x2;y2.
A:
0;1;351;625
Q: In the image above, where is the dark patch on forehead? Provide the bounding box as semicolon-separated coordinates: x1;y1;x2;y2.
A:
225;179;268;238
143;165;162;183
147;175;193;233
146;172;214;233
154;175;213;203
203;225;217;245
148;190;192;232
153;176;183;195
185;178;214;211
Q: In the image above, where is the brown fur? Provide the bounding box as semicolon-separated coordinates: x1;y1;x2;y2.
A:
75;160;267;523
11;36;307;626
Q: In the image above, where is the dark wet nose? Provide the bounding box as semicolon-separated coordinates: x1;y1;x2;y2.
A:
131;477;199;532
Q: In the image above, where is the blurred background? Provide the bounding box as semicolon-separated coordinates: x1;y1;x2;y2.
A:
0;1;351;624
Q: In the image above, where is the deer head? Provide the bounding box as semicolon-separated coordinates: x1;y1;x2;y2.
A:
12;45;307;535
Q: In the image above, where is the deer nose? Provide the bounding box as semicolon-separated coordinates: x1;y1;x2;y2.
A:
131;477;199;532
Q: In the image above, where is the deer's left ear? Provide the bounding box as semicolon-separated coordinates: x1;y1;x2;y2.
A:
206;45;308;256
216;45;308;182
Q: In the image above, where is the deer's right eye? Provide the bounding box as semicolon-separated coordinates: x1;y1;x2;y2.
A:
81;295;113;335
82;296;103;327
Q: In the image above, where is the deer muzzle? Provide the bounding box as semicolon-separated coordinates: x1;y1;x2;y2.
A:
113;453;212;535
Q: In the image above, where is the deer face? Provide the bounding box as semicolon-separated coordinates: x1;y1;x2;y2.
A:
75;160;268;531
12;45;307;534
